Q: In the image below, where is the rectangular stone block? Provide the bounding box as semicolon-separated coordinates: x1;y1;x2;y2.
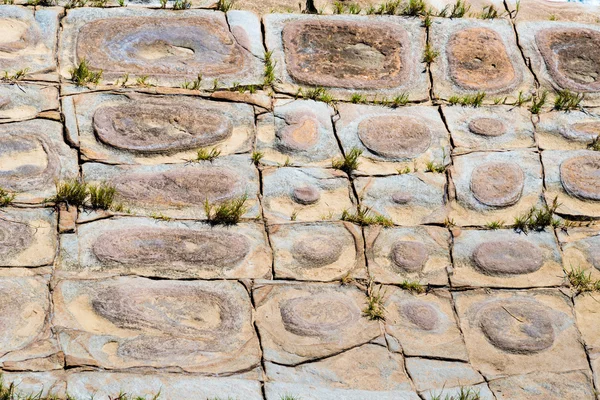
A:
490;370;596;400
557;227;600;281
0;83;58;124
537;110;600;150
264;14;428;102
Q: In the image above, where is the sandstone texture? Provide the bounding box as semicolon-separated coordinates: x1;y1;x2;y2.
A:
537;109;600;150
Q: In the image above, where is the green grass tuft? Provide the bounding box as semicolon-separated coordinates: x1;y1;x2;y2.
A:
332;148;362;174
302;86;334;104
438;0;471;17
512;196;560;233
554;89;584;111
363;284;386;320
341;204;393;227
46;179;88;208
430;386;481;400
448;92;485;107
588;135;600;151
264;50;276;87
216;0;234;11
530;91;547;114
173;0;190;9
181;74;202;90
567;267;600;294
88;182;117;210
485;220;504;230
401;0;427;16
0;188;15;207
422;43;439;64
251;151;264;166
70;59;102;86
350;93;367;104
479;4;501;19
194;147;221;162
398;280;425;294
205;194;248;225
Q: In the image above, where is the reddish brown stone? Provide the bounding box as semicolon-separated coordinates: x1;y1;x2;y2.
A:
358;116;431;159
560;153;600;201
291;235;343;268
390;241;428;273
292;186;320;205
473;239;544;275
470;162;524;207
468;118;507;137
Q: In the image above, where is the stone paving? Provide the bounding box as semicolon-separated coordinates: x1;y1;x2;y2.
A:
1;1;600;399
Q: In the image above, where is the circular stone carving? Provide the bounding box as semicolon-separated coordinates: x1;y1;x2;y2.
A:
571;121;600;139
0;133;60;192
358;116;431;159
292;185;320;205
76;17;250;77
479;300;555;354
392;191;412;204
113;167;241;207
0;18;40;54
291;235;343;268
277;115;319;152
468;118;507;137
280;294;359;337
0;219;33;259
560;154;600;201
401;301;439;331
282;20;409;89
390;241;428;273
473;239;543;275
92;228;250;268
93;103;233;153
470;162;524;207
448;28;516;91
536;28;600;92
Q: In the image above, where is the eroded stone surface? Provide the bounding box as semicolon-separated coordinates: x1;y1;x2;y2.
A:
0;84;58;123
367;227;450;286
384;288;467;360
508;0;600;23
470;162;525;207
270;222;365;281
558;228;600;281
262;167;352;223
58;217;271;279
53;277;260;373
60;9;263;87
490;371;596;400
336;104;450;175
0;208;56;267
537;110;600;150
560;153;600;201
1;372;65;398
253;282;380;364
454;290;589;378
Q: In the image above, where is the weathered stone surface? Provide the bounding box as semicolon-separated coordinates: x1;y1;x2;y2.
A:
490;370;596;400
384;288;467;360
0;208;56;267
452;229;564;288
82;155;259;219
67;372;263;400
574;294;600;388
253;282;380;365
507;0;600;23
541;150;600;218
269;222;365;281
257;99;340;167
264;14;428;101
537;109;600;150
58;217;271;279
336;104;450;175
518;21;600;106
0;119;78;203
264;344;419;400
0;84;58;123
450;150;543;226
430;18;534;102
355;173;447;225
454;289;589;379
366;227;450;286
262;167;353;223
59;9;264;88
0;7;60;81
67;92;254;164
406;358;493;400
442;105;535;153
1;372;65;398
53;277;261;373
558;227;600;281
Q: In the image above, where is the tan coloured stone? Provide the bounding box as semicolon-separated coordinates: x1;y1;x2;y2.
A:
454;289;589;379
384;288;467;361
269;222;365;281
0;208;56;267
557;227;600;281
542;150;600;218
1;372;66;398
537;110;600;150
82;155;260;219
0;83;58;123
449;150;543;226
66;92;255;165
58;217;271;280
253;282;381;365
430;18;534;102
256;99;340;167
335;104;450;175
451;229;564;288
355;173;447;226
442;105;535;153
59;9;264;89
366;227;450;286
264;344;419;400
490;370;596;400
262;167;353;223
507;0;600;23
58;204;77;234
264;14;428;101
574;293;600;386
53;277;261;374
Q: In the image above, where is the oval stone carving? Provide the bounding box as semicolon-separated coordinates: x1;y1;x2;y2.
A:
468;118;507;137
448;27;516;91
277;117;319;152
282;20;409;89
473;239;543;275
571;121;600;139
358;116;431;159
560;154;600;201
402;301;440;331
470;162;524;207
0;134;59;192
113;167;241;207
280;295;359;337
76;17;250;77
479;300;555;354
536;28;600;92
391;191;413;204
390;241;428;273
292;185;320;205
93;103;233;153
92;228;250;269
0;219;33;259
0;18;40;53
291;235;343;268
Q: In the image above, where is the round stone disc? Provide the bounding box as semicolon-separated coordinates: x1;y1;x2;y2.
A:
470;162;524;207
560;153;600;201
468;118;507;137
390;240;428;273
473;239;543;275
358;116;431;159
